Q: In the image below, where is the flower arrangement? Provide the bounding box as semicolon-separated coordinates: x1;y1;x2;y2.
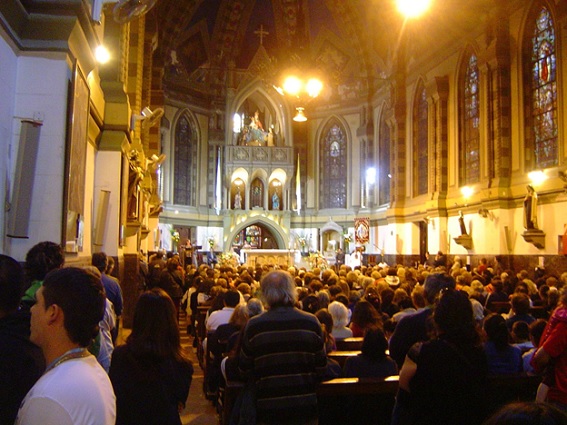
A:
170;229;180;243
218;251;239;268
207;237;215;249
298;237;307;247
343;233;352;244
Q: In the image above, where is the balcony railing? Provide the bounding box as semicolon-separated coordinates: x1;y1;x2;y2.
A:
224;146;294;166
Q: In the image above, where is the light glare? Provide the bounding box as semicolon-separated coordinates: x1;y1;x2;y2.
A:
283;76;302;96
396;0;432;18
461;186;474;198
306;78;323;98
95;45;110;64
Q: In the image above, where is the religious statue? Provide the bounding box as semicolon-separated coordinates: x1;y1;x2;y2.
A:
272;191;280;210
524;184;538;230
458;210;467;235
127;150;145;219
234;190;242;209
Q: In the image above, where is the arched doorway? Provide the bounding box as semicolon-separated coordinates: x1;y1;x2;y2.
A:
232;223;279;250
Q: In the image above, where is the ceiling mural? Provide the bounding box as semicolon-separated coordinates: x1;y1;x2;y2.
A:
154;0;377;103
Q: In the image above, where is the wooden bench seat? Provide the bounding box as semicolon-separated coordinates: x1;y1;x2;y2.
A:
335;337;363;351
221;373;541;425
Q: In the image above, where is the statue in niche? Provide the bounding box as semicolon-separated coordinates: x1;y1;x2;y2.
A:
234;190;242;209
272;190;280;210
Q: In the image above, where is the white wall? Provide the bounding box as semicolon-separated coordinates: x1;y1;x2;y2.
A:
0;34;18;254
5;53;69;261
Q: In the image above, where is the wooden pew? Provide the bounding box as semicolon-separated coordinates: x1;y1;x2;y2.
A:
335;337;363;351
221;373;542;425
327;350;360;368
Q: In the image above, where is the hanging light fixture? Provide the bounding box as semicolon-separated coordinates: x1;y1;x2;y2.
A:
293;107;307;122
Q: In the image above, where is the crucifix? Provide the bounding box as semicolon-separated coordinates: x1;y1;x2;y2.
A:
254;25;269;45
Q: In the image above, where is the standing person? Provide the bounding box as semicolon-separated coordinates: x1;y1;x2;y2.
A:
16;267;115;425
335;248;345;267
389;273;455;367
393;288;488;425
21;241;65;309
92;252;123;343
0;255;45;425
532;288;567;408
158;257;185;320
109;288;193;425
238;271;327;424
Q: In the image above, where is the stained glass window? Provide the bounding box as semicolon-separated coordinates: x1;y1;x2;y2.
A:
174;114;197;206
320;121;347;209
460;53;480;185
414;83;428;196
378;116;391;206
527;6;558;169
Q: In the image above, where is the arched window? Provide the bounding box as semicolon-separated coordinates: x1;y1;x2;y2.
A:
413;82;428;196
320;120;347;209
378;114;391;206
524;5;558;170
174;114;198;206
459;52;480;185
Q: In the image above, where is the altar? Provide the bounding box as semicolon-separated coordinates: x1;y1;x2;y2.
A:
241;249;298;267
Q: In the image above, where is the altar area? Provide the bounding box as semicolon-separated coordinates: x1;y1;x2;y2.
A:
241;249;300;267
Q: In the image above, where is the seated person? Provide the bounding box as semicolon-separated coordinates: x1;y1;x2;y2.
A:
343;328;398;378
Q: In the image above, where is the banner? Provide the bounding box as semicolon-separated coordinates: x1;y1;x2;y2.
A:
354;217;370;245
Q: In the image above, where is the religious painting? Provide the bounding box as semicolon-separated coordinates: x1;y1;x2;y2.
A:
354;217;370;245
62;63;89;253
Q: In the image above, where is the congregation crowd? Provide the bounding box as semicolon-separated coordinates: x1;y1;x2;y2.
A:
2;241;567;424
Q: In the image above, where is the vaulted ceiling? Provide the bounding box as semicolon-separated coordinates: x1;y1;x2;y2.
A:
150;0;397;102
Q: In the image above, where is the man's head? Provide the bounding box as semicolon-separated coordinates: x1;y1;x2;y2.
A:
423;273;456;305
0;254;25;314
224;290;241;308
91;252;108;273
261;271;297;308
31;267;105;349
24;241;64;282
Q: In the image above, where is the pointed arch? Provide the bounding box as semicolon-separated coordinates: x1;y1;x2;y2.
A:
413;79;429;196
319;117;348;209
458;47;481;185
523;2;559;170
173;110;199;206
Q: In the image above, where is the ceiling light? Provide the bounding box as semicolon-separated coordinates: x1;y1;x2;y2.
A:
396;0;432;18
293;107;307;122
306;78;323;98
283;76;302;96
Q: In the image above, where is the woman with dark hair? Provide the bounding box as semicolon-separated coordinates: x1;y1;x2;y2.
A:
393;288;488;425
483;313;522;375
343;328;398;378
349;299;381;337
109;288;194;425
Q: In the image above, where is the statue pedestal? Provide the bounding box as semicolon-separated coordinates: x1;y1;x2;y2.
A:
454;235;473;250
522;229;546;249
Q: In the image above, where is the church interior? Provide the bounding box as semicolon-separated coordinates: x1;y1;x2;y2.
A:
1;0;567;321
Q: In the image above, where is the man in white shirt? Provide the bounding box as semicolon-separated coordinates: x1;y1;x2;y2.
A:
16;267;116;425
205;290;241;332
